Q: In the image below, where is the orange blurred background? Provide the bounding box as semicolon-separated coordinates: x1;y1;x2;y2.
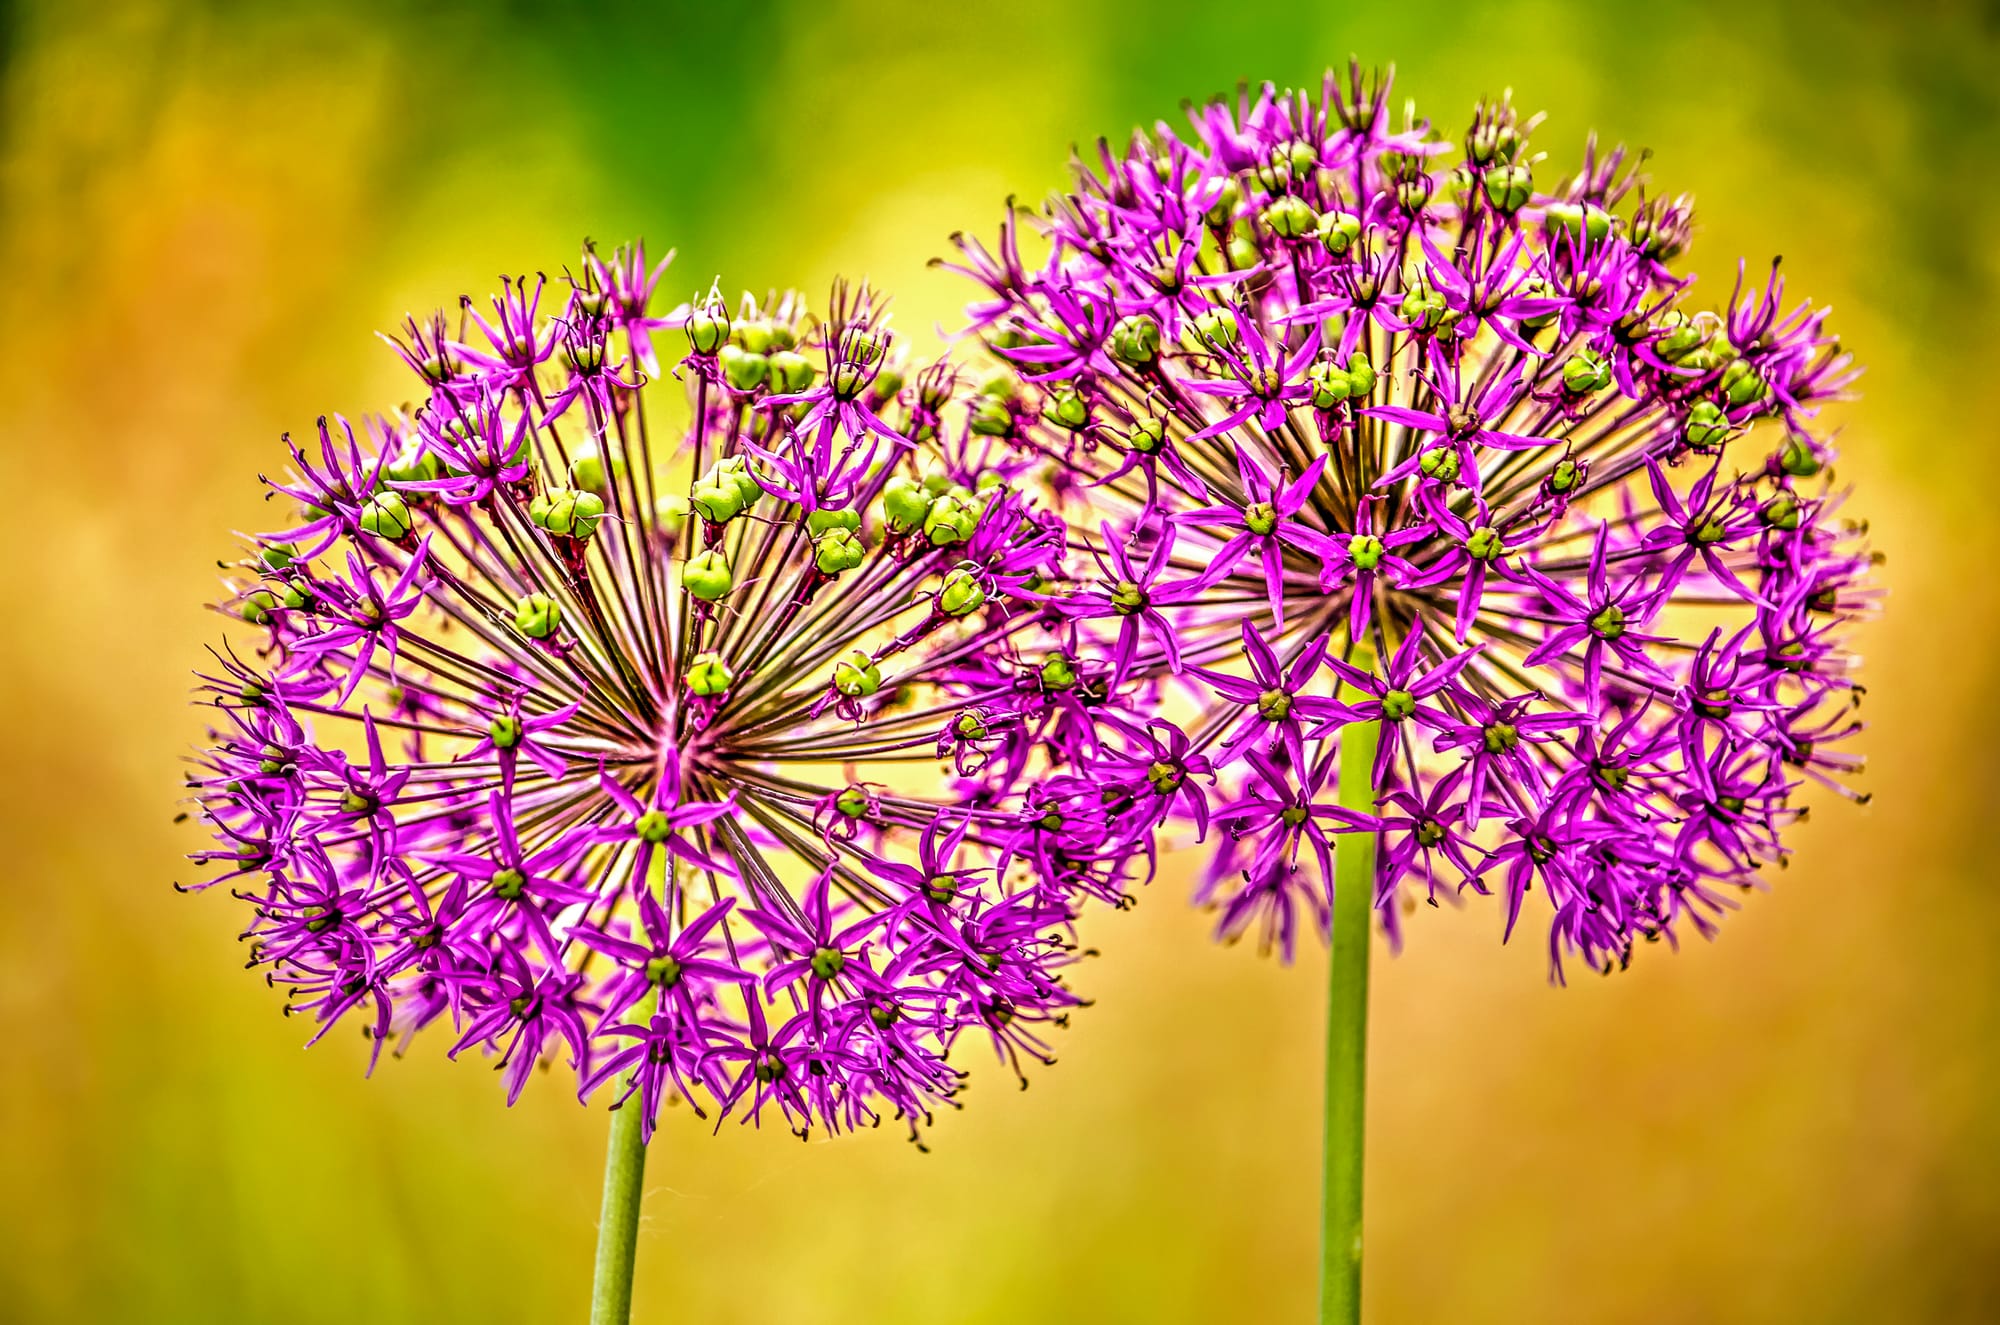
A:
3;1;1997;1320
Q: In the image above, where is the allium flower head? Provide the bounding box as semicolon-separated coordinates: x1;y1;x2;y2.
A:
944;66;1875;977
186;243;1137;1141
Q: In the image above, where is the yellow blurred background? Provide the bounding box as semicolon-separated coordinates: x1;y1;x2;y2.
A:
3;1;1997;1320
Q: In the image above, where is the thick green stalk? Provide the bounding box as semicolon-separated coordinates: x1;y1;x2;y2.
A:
1320;714;1380;1325
588;1090;649;1324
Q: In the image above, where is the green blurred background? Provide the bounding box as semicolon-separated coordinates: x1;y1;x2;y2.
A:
3;0;1997;1320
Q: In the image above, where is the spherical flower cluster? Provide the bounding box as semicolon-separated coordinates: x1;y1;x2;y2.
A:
185;244;1150;1140
944;66;1874;977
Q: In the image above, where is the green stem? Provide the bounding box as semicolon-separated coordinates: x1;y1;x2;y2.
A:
588;1098;649;1325
1320;714;1380;1325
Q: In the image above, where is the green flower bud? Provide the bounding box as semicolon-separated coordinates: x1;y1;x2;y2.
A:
1549;457;1582;494
1041;387;1090;432
279;581;314;611
1482;163;1533;214
1225;232;1261;269
528;488;607;539
1348;534;1384;571
1720;359;1768;407
1039;654;1077;691
569;445;625;496
514;593;562;639
259;542;299;571
1243;502;1279;536
683;549;733;602
1588;604;1628;640
1684;401;1731;453
1653;315;1709;364
923;489;980;546
1465;525;1506;561
489;715;523;749
1109;314;1161;366
1381;688;1416;721
719;344;769;392
768;349;816;394
1398;282;1449;332
358;491;414;541
1110;580;1147;615
1318;211;1362;256
834;785;871;817
809;947;846;981
685;651;734;696
953;711;988;741
882;475;934;532
1146;760;1185;794
239;589;279;625
686;308;729;355
937;565;988;616
1257;688;1293;721
1561;349;1612;395
813;527;866;574
1482;721;1521;754
491;867;526;900
1203;176;1243;227
831;649;882;697
1262;195;1318;240
634;810;672;845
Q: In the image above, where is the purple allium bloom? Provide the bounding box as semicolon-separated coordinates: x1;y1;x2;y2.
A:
186;244;1146;1142
945;66;1875;980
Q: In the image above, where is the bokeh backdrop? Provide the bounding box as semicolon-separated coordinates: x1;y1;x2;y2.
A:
3;1;1998;1321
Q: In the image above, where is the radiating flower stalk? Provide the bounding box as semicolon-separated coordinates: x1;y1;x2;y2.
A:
944;64;1875;1322
183;245;1157;1321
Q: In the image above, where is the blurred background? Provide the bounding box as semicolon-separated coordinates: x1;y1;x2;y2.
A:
3;0;1997;1320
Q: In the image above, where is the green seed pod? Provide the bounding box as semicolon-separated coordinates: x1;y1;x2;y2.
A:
1684;401;1731;453
685;308;729;355
923;489;980;546
1549;457;1582;494
1042;387;1090;431
1343;352;1377;397
239;589;279;625
1243;501;1279;536
569;445;625;496
1465;525;1506;561
882;475;934;533
489;714;523;749
1759;491;1802;531
259;541;299;571
1398;281;1448;332
683;549;734;602
1127;416;1166;454
1225;232;1260;269
813;527;866;574
1348;534;1385;571
1544;201;1613;245
1419;446;1461;483
383;447;441;485
1190;308;1239;348
1778;433;1823;478
1482;163;1533;214
732;320;775;354
1561;349;1612;395
937;565;988;617
1039;654;1078;692
279;581;315;611
1203;176;1243;227
685;651;735;696
358;491;414;541
768;349;816;395
719;344;769;392
968;396;1014;437
690;479;746;524
831;649;882;698
1110;314;1161;366
653;492;691;537
806;507;861;536
514;593;562;639
529;488;607;539
1262;195;1318;240
1720;359;1768;407
1318;211;1362;256
1653;315;1709;364
1308;360;1354;408
835;784;871;817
